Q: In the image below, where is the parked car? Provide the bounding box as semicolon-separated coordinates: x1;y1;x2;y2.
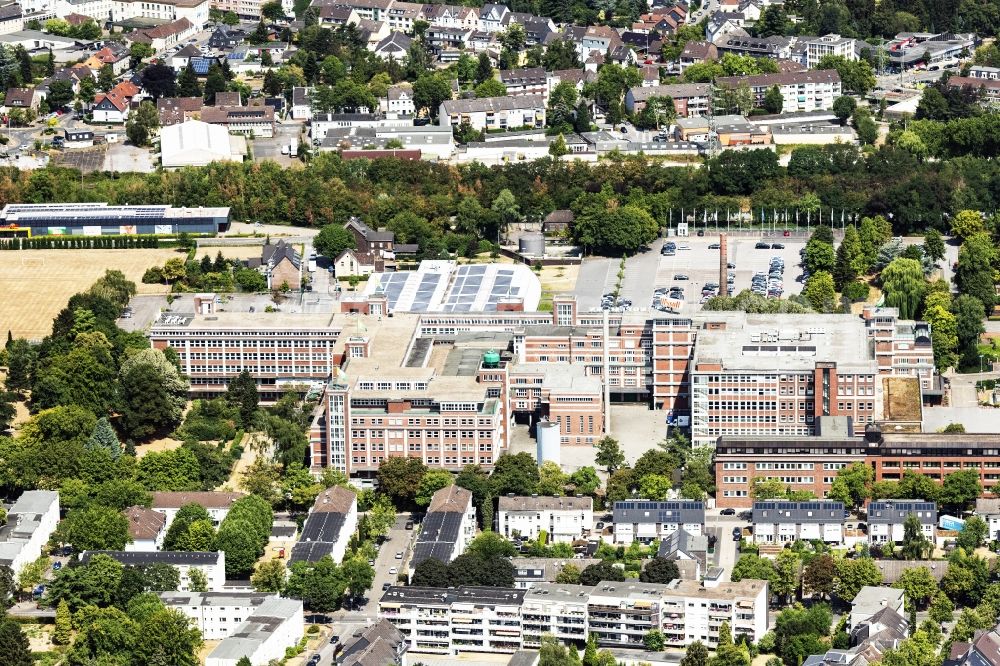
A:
395;551;403;559
404;521;414;530
708;242;720;249
755;241;771;249
720;508;736;516
674;273;689;280
389;567;398;575
772;242;785;249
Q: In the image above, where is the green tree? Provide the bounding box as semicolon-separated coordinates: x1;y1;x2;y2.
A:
415;470;454;507
892;566;937;609
640;557;681;584
682;641;709;666
225;370;258;426
881;258;927;319
731;554;776;583
412;73;452;118
941;469;982;513
187;568;208;593
574;204;659;256
556;563;581;584
475;53;493;84
763;85;784;114
817;55;875;94
569;467;601;495
176;62;202;98
951;209;986;240
923;228;946;264
803;271;837;312
832;96;856;126
466;531;517;559
163;503;211;550
474;78;506;98
490;452;540;497
132;607;203;666
580;561;626;586
313;224;356;259
0;614;31;666
87;417;121;459
803;554;836;599
136;447;201;491
46;79;75;109
376;457;427;506
595;436;625;474
834;226;866;288
411;558;450;587
125;100;159;147
53;598;72;645
924;302;958;371
834;557;882;602
203;64;228;105
639;474;672;500
644;628;666;651
342;557;375;603
118;348;188;440
56;505;130;552
955;232;996;313
537;461;568;496
548;133;569;157
251;559;287;594
803;231;836;275
539;635;581;666
261;0;285;20
928;591;954;624
957;516;989;552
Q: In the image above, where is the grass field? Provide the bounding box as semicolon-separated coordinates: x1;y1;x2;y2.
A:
0;248;182;339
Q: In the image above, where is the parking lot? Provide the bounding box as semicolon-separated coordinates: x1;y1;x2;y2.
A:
576;235;807;316
253;122;305;164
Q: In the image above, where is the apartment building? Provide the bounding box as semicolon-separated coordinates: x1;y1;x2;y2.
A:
850;586;904;629
289;486;358;565
624;83;712;117
522;584;591;646
124;505;167;552
715;70;842;113
213;0;293;19
976;498;1000;541
201;103;275;137
867;500;936;545
81;551;226;591
612;500;705;544
512;558;603;590
947;75;1000;107
588;579;768;648
338;619;408;666
497;495;593;543
499;67;548;99
380;586;526;655
56;0;209;29
151;491;245;529
0;490;60;578
410;485;476;576
751;500;846;545
159;591;279;640
805;34;857;68
149;304;341;401
439;95;546;131
206;597;304;666
690;313;882;448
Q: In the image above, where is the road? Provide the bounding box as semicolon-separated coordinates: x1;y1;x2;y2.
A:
705;509;745;580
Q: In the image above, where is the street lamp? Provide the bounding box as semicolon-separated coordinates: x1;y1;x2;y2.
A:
980;354;985;373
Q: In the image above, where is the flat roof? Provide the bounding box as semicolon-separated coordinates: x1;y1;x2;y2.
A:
692;312;874;371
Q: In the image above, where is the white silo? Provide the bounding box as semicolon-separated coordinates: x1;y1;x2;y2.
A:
536;420;560;466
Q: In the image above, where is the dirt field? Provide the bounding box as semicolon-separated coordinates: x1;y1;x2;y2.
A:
0;248;181;339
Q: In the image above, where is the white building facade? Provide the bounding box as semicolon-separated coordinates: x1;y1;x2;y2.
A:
497;495;593;544
0;490;60;578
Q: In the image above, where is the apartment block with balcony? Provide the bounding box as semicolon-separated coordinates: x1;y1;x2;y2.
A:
612;500;705;544
521;584;590;646
438;95;546;131
379;586;526;656
715;70;842;113
497;495;593;543
805;34;857;68
751;500;846;545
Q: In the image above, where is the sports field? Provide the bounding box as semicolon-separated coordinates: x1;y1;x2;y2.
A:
0;248;180;339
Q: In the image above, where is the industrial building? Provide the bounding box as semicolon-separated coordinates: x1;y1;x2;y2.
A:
0;203;231;236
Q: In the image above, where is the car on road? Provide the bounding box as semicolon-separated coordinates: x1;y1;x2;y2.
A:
395;551;403;559
772;242;785;249
677;243;690;250
382;582;391;591
720;508;736;516
389;567;398;575
368;559;375;566
755;241;771;249
732;527;742;540
674;274;689;280
708;242;720;249
52;561;62;571
404;521;414;530
308;654;321;666
330;635;340;645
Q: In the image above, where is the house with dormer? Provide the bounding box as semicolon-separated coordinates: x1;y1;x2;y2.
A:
478;3;508;32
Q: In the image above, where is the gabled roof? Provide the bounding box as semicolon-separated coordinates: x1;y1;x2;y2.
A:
174;43;201;58
374;31;412;52
261;239;300;268
4;87;34;107
125;505;167;541
428;485;472;513
94;91;128;112
152;491;245;509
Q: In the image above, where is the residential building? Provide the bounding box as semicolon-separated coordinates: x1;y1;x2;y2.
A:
656;529;708;580
612;500;705;544
0;490;60;578
205;597;304;666
715;35;792;60
499;67;547;99
946;75;1000;107
805;34;857;67
946;627;1000;666
0;202;230;236
124;505;167;552
310;113;382;141
92;87;132;123
409;485;476;576
289;486;358;565
80;551;227;591
338;619;408;666
439;95;546;131
679;40;718;71
160;591;279;639
380;586;526;655
149;307;340;400
805;606;907;666
385;84;414;118
256;239;301;290
344;216;397;258
208;25;245;49
976;498;1000;541
751;500;845;545
372;31;412;61
0;2;22;34
714;70;842;113
478;3;508;32
713;113;771;146
63;128;94;148
849;586;904;629
201;102;275;137
866;500;936;546
334;248;385;277
587;579;769;648
511;558;603;590
542;210;573;234
521;584;590;645
624;83;711;116
496;495;593;544
3;87;38;110
157;96;204;126
705;12;745;41
127;17;197;52
675;116;711;142
151;491;245;530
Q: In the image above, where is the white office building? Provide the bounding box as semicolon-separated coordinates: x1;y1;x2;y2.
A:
0;490;60;578
497;495;593;544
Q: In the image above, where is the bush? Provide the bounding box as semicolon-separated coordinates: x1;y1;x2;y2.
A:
142;266;164;283
842;280;870;302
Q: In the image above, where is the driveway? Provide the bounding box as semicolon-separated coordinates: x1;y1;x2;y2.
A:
361;512;415;615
